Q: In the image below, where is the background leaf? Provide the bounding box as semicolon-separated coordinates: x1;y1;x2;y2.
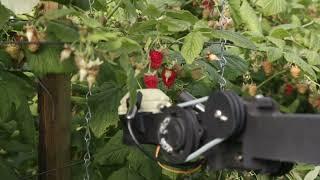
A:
0;2;12;29
304;166;320;180
94;131;130;165
108;167;143;180
210;30;256;50
256;0;287;16
239;0;263;35
89;82;125;138
181;31;205;64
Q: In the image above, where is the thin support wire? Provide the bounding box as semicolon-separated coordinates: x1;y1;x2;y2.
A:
83;90;92;180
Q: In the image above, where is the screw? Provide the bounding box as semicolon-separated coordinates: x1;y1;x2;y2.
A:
214;110;222;118
235;155;243;162
220;115;228;122
214;110;228;122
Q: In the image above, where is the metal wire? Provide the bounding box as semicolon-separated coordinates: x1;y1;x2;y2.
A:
218;0;228;90
83;90;92;180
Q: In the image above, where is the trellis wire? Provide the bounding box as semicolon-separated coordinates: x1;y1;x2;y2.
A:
83;90;92;180
218;0;228;90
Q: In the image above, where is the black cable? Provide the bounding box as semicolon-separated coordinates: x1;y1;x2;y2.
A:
127;117;204;169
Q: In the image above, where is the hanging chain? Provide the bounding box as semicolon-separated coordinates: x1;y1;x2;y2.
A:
217;0;228;90
83;90;92;180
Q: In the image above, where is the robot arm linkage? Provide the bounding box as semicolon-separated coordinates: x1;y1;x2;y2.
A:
118;89;320;175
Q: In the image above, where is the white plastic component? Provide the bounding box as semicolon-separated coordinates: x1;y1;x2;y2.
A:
118;89;172;115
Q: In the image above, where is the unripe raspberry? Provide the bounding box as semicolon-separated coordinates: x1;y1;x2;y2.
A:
248;84;257;97
5;44;20;60
202;9;211;19
207;53;219;61
208;20;215;28
296;83;308;94
262;61;273;76
290;65;301;78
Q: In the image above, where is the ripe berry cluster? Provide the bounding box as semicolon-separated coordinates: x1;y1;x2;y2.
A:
143;50;177;89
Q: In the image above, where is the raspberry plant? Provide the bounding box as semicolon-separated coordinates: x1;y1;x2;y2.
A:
0;0;320;179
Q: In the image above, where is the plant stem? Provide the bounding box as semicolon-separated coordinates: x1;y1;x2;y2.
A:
302;21;314;28
257;69;287;89
106;0;122;21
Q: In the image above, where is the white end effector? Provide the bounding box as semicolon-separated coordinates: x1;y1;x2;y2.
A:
118;89;172;116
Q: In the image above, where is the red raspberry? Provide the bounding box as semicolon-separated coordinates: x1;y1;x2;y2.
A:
201;0;213;11
161;68;177;88
284;84;294;96
144;74;159;89
149;50;163;69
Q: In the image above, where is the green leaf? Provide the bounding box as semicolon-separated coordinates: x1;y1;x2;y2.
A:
25;45;75;75
129;20;158;33
267;36;286;49
119;38;142;54
197;60;220;84
46;21;79;42
127;148;162;180
78;14;102;28
0;3;12;29
259;46;283;62
89;82;125;138
256;0;287;16
181;31;205;64
142;4;162;18
121;1;139;21
94;131;130;165
203;44;249;80
0;71;33;122
270;24;298;38
16;100;35;144
309;33;320;51
301;49;320;65
108;167;143;180
193;20;210;30
0;158;18;180
0;49;12;68
304;166;320;180
284;52;316;79
159;17;191;33
266;47;283;62
239;0;262;35
210;30;256;50
228;0;242;25
165;10;198;24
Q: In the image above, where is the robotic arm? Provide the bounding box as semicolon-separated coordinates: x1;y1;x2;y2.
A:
118;89;320;175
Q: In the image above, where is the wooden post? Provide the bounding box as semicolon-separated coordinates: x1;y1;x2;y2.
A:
38;74;71;180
